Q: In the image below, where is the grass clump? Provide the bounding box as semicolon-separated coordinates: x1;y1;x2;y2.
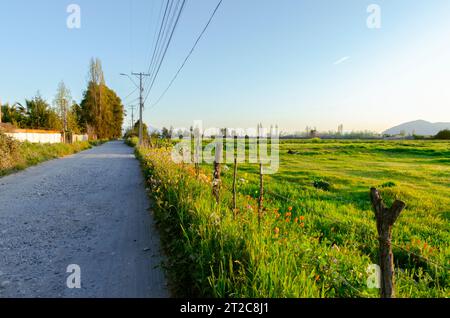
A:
380;181;397;188
313;180;331;191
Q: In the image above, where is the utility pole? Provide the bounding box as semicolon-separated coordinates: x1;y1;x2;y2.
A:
121;72;150;146
127;105;136;130
131;106;134;131
134;72;145;146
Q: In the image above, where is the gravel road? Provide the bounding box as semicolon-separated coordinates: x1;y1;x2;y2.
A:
0;141;169;298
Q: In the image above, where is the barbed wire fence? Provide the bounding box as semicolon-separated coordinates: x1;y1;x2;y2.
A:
150;139;447;298
209;153;447;298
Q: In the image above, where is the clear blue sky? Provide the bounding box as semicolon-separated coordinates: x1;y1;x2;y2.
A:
1;0;450;133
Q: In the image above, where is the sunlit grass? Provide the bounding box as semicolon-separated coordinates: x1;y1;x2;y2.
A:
136;139;449;298
0;133;106;176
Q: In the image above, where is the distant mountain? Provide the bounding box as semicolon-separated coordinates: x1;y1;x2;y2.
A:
384;120;450;136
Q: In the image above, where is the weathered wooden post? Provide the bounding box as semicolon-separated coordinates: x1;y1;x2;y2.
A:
258;163;264;226
195;137;201;178
370;188;406;298
232;156;238;214
212;140;223;203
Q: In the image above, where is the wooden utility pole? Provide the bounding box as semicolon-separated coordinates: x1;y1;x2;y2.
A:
132;72;150;146
131;105;135;130
127;105;136;130
370;188;406;298
120;72;150;146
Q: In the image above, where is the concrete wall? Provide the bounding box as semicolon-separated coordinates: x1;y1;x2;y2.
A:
72;134;89;143
2;126;89;144
5;130;62;144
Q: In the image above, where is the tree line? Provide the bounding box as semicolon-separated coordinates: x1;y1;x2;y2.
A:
0;58;124;139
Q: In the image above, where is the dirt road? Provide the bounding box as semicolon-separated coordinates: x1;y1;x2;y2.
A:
0;141;168;298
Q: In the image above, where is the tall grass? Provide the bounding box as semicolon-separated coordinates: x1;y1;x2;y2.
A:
137;146;371;298
17;141;92;167
0;131;103;176
136;140;449;298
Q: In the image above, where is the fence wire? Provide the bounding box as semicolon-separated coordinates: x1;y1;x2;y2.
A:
263;187;448;271
218;173;448;274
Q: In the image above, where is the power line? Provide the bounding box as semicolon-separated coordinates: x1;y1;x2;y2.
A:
148;0;223;110
144;0;186;103
144;0;186;104
143;0;184;93
144;0;166;87
150;0;182;81
144;0;172;89
123;87;138;101
127;97;140;104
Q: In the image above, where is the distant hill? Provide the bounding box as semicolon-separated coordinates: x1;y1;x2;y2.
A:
383;120;450;136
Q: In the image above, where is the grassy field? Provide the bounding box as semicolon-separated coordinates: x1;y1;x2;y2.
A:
136;139;449;298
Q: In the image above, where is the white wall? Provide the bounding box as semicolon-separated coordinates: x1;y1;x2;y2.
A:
72;134;89;143
6;132;62;144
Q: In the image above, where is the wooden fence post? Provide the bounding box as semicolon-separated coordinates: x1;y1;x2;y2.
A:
258;163;264;226
232;156;238;214
212;141;223;203
370;188;406;298
195;137;201;177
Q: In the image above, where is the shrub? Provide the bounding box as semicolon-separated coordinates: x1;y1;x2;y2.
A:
0;131;21;171
313;180;331;191
380;181;396;188
435;129;450;140
125;136;139;147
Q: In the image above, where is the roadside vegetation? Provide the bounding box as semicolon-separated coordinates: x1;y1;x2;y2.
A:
131;138;449;298
0;131;105;177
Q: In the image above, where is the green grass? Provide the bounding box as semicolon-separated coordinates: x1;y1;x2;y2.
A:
1;132;106;176
136;139;449;298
